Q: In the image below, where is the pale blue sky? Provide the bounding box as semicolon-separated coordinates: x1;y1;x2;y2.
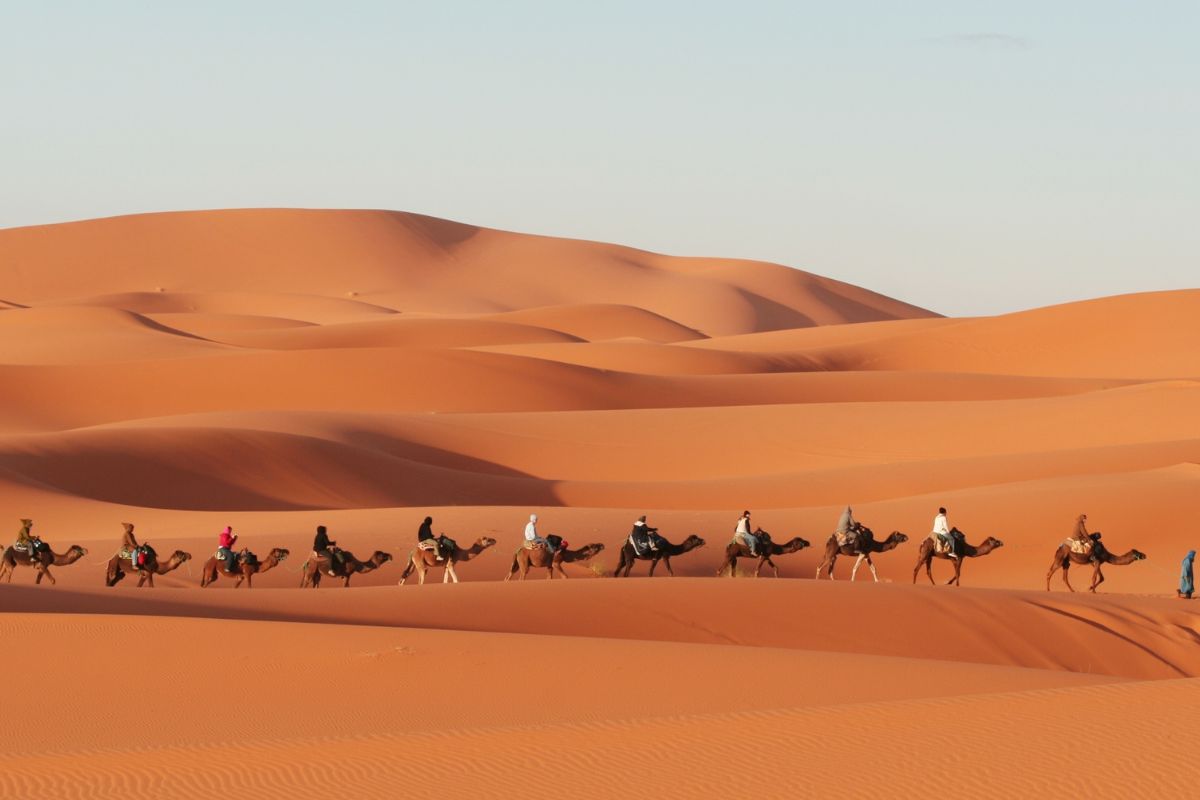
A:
2;1;1196;315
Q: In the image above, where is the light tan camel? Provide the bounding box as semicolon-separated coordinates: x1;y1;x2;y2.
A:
399;537;497;585
505;541;604;580
0;543;88;585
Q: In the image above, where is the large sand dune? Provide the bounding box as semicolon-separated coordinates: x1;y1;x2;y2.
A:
1;209;1196;797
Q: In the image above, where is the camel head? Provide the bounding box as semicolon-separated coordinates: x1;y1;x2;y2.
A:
681;535;706;550
369;550;394;566
170;550;193;565
267;547;290;563
476;536;498;549
780;537;810;552
1131;550;1147;561
574;542;605;559
887;531;909;545
981;537;1004;549
68;545;88;557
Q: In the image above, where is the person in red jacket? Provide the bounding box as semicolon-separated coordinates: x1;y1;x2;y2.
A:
217;526;238;573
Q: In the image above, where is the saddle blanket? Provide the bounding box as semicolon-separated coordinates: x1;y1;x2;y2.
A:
1066;538;1092;555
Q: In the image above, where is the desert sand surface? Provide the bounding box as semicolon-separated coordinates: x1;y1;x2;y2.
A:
1;209;1198;798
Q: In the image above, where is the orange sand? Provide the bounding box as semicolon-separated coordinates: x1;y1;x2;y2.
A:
1;209;1197;798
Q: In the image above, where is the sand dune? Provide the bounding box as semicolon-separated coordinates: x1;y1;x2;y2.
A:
1;208;1196;797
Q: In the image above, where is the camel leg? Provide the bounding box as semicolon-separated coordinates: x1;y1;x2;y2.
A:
1091;565;1105;593
1046;556;1063;591
555;561;569;579
850;554;865;581
343;574;352;587
949;558;962;587
35;568;44;585
648;558;658;577
446;562;459;584
867;557;880;582
719;554;735;578
663;555;675;577
925;557;936;586
1061;561;1075;592
416;561;426;586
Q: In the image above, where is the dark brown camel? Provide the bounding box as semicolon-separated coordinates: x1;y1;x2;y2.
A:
716;529;810;577
1045;536;1146;592
612;534;706;578
300;550;392;588
105;548;193;588
815;526;909;582
399;537;497;585
0;544;88;585
200;547;290;588
912;529;1004;587
505;541;605;581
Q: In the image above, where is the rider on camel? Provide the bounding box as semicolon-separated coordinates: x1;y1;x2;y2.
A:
734;510;758;556
931;507;956;558
417;516;446;561
217;525;238;572
631;515;659;553
313;525;343;574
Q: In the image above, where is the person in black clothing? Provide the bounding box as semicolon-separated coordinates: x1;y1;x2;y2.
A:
313;525;342;573
630;515;659;553
417;516;444;561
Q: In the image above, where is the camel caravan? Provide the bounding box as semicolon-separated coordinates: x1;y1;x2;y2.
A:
0;508;1148;593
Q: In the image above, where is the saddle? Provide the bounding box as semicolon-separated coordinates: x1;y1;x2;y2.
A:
525;534;562;552
1066;532;1102;555
932;530;963;555
835;530;859;549
629;533;658;557
118;544;155;568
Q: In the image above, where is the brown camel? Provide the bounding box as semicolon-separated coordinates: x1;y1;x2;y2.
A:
105;547;193;588
815;526;909;582
912;529;1004;587
716;529;810;578
505;541;605;581
0;543;88;585
612;534;706;578
200;547;290;588
1045;535;1146;592
399;536;498;585
300;549;392;588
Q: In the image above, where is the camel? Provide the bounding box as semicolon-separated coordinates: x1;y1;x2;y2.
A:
814;526;909;582
200;547;290;588
399;536;497;585
105;547;193;588
300;550;392;588
505;541;605;581
0;543;88;585
716;529;810;578
1045;535;1146;593
612;534;706;578
912;529;1004;587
